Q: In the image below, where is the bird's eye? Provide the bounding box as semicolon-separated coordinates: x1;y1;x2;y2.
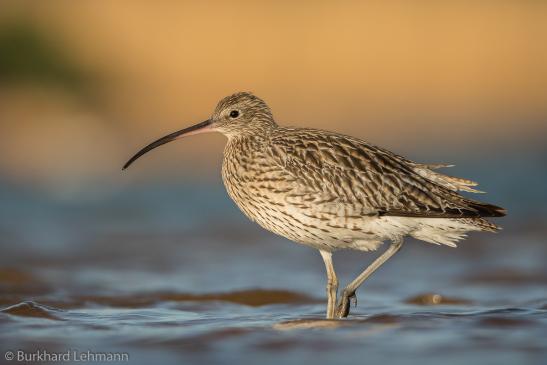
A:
229;110;240;118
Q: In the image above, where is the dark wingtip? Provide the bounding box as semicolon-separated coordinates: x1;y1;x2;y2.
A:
494;208;507;217
471;202;507;217
496;207;507;217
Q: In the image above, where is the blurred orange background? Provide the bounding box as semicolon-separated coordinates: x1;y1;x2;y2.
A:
0;1;546;193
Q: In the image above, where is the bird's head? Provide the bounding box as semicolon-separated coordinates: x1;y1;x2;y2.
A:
212;92;275;136
122;92;276;170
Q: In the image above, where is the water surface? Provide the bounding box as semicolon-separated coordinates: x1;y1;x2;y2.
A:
1;181;546;365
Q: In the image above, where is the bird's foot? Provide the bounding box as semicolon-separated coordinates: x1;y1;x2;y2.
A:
336;290;356;318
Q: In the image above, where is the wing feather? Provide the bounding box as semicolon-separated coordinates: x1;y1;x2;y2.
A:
267;128;505;218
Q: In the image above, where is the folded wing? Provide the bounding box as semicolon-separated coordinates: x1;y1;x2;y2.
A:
267;128;506;218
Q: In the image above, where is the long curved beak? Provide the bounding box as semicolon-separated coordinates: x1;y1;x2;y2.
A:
122;119;213;170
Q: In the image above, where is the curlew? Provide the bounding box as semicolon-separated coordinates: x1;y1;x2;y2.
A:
123;92;506;319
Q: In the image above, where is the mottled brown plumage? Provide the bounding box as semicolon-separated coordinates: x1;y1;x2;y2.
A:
123;92;506;319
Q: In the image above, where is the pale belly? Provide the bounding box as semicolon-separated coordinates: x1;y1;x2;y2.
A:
221;172;388;252
221;154;362;250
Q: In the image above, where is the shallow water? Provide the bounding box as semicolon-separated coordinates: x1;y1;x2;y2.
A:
1;181;546;365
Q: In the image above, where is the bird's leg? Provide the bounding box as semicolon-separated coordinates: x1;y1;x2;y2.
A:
336;238;404;318
319;250;338;320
